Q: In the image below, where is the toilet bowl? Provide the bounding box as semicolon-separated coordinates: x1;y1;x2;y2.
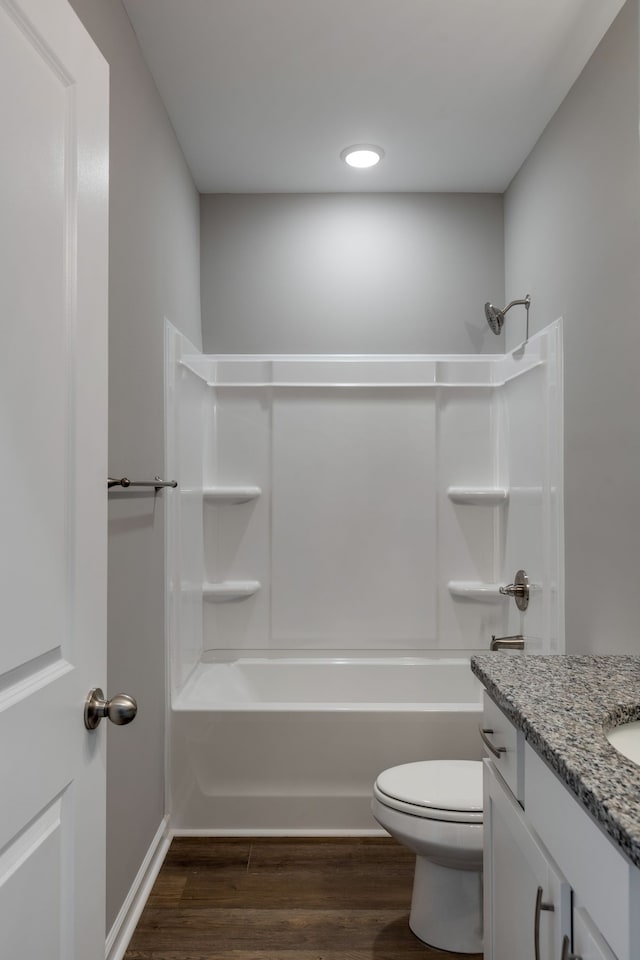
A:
371;759;483;954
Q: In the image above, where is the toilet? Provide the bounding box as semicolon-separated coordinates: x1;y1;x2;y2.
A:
371;759;483;954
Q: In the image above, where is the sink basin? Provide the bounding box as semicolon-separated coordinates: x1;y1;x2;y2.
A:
606;719;640;766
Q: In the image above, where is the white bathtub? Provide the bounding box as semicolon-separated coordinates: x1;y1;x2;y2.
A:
170;657;483;834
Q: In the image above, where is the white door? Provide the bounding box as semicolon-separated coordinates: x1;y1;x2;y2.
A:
0;0;109;957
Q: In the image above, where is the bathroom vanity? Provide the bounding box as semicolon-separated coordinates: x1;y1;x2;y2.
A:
471;655;640;960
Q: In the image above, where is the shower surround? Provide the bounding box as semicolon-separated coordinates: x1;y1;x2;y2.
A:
165;322;563;832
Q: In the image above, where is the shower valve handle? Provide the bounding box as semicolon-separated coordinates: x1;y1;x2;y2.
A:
499;569;530;611
499;583;526;597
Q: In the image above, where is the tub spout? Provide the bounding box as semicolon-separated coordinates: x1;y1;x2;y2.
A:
490;634;525;651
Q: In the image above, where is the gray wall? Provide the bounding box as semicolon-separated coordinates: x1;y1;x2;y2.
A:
68;0;201;933
200;193;504;354
504;0;640;654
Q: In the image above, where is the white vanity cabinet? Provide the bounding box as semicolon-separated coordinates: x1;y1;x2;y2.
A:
484;759;570;960
481;695;640;960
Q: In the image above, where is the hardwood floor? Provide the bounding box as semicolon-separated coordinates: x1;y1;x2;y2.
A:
124;838;483;960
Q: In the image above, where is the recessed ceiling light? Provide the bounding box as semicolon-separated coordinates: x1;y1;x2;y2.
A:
340;145;384;169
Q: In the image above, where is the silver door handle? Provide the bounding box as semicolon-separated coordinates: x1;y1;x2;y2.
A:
534;886;555;960
84;688;138;730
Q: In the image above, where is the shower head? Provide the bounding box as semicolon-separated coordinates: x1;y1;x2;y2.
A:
484;294;531;337
484;302;505;335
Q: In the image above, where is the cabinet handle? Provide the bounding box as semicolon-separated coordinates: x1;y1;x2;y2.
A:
561;934;581;960
534;885;555;960
479;725;507;758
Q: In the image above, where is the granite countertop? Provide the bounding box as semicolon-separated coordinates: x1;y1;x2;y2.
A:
471;654;640;868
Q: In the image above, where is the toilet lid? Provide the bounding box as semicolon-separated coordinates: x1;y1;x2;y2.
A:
375;760;483;817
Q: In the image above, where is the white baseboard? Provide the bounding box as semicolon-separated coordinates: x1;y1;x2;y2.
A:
171;827;387;837
105;815;171;960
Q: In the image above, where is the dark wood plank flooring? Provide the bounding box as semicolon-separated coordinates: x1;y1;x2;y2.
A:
124;837;483;960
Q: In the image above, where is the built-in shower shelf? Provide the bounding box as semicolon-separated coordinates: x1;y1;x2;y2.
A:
203;580;261;601
203;485;262;504
447;486;509;505
447;581;507;603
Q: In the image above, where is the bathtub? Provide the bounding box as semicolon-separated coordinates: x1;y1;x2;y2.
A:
170;656;483;834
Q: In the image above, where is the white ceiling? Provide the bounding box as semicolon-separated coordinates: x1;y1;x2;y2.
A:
123;0;625;194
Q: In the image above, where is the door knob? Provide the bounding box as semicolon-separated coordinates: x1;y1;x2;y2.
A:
84;687;138;730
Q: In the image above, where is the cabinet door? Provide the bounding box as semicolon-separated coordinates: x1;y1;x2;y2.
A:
572;908;619;960
484;759;571;960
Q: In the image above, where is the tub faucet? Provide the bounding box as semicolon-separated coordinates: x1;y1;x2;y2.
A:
490;634;525;651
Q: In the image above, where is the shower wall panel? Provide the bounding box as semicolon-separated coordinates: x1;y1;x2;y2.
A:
437;387;507;650
203;387;271;651
501;322;564;651
270;389;436;649
165;325;207;695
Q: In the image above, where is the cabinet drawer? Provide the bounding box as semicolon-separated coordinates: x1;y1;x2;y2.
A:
481;692;524;803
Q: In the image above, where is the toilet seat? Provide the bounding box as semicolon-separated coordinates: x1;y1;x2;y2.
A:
374;760;482;824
